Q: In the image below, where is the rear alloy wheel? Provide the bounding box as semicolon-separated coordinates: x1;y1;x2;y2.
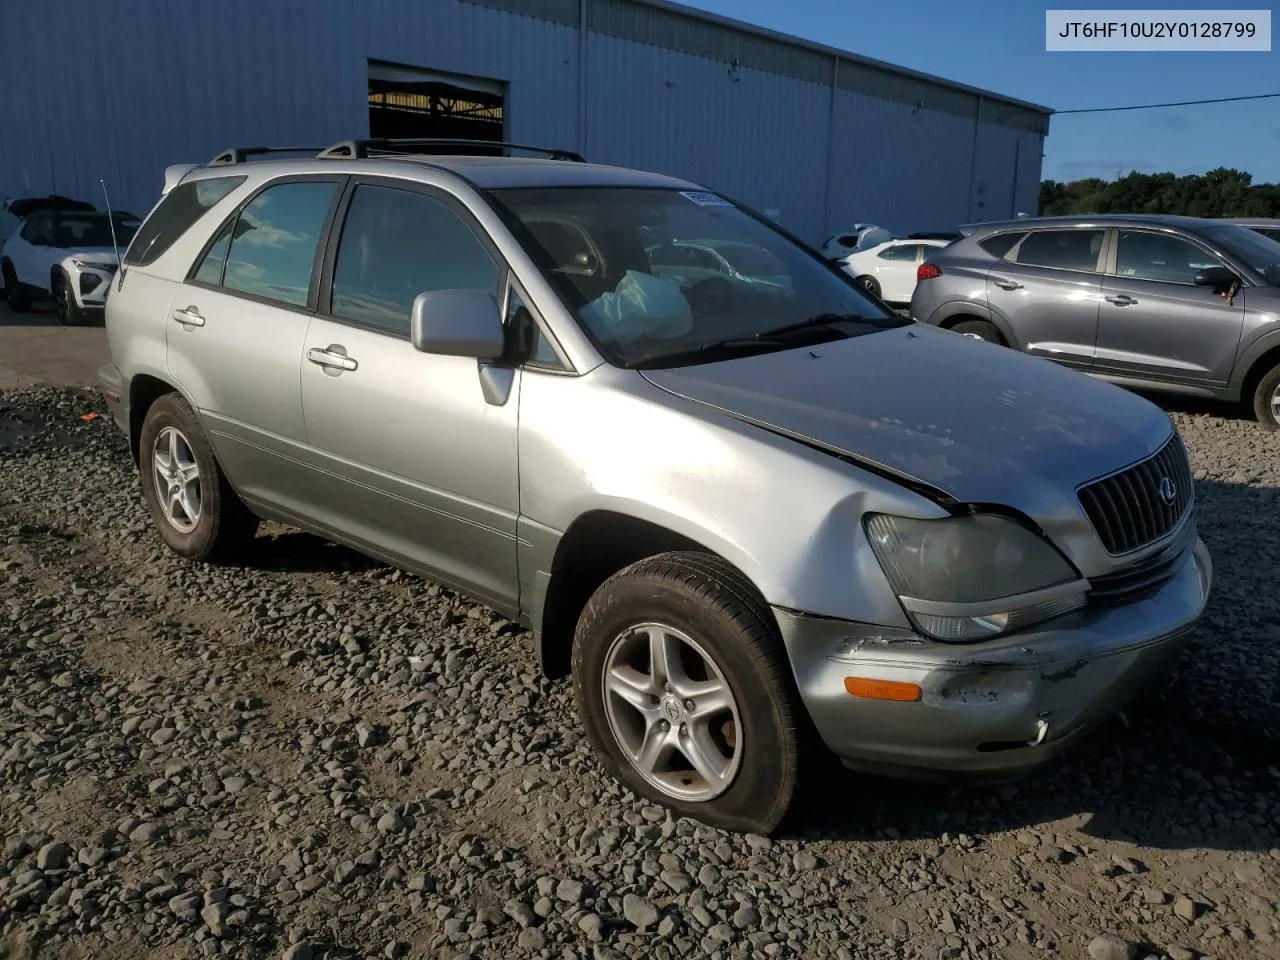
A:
856;275;881;298
1252;362;1280;432
572;551;802;835
950;318;1005;345
138;393;259;561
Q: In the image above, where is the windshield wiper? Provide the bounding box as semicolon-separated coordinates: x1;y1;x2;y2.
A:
625;337;787;370
753;312;889;339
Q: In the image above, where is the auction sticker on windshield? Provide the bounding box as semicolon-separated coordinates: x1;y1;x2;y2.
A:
680;191;732;207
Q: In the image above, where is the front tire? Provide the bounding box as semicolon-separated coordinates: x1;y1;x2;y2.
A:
1252;362;1280;431
138;393;259;562
54;273;85;326
856;275;881;298
572;551;801;835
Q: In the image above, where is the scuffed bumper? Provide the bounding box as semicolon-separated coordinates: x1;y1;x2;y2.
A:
97;364;128;435
777;536;1213;780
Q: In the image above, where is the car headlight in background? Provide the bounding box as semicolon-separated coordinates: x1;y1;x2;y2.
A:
865;512;1087;642
71;259;117;274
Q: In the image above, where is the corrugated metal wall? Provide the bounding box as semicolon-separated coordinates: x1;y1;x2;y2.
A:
0;0;1047;243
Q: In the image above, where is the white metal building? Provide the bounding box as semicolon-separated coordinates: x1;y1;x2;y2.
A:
0;0;1051;245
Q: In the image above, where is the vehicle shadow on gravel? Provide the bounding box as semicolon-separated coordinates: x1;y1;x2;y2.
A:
787;476;1280;856
0;302;71;327
247;527;385;575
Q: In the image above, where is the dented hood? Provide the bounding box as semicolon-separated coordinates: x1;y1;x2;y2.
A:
639;323;1173;505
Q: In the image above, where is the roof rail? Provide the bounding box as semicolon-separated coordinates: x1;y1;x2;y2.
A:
208;146;326;166
316;138;585;163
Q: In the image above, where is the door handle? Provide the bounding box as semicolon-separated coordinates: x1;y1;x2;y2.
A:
172;306;205;326
1105;295;1138;306
993;279;1022;291
306;346;358;372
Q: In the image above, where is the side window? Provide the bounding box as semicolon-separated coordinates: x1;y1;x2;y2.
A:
21;216;51;245
1261;228;1280;244
1015;229;1104;272
222;181;337;307
330;184;499;336
190;219;235;286
837;234;858;247
877;244;917;261
979;232;1026;259
1114;231;1221;285
124;175;246;266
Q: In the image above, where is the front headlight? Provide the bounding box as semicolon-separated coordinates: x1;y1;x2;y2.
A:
865;512;1087;642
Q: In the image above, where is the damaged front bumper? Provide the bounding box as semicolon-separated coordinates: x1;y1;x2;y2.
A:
776;535;1213;779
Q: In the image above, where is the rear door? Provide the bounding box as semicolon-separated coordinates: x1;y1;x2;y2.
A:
873;242;924;302
989;227;1106;370
167;175;345;514
1095;228;1245;387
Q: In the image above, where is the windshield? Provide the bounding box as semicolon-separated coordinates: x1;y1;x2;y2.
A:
1202;224;1280;287
484;186;902;368
53;214;140;249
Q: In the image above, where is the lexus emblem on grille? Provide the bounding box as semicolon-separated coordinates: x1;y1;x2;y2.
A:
1157;476;1177;506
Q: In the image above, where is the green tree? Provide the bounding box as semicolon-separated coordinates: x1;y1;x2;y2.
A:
1037;168;1280;218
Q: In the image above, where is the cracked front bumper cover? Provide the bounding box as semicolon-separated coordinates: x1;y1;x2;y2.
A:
776;535;1213;779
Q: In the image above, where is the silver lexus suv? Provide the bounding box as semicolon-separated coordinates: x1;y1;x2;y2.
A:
99;140;1213;834
909;214;1280;430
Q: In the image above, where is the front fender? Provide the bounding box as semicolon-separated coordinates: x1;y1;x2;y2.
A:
1229;323;1280;399
517;366;944;626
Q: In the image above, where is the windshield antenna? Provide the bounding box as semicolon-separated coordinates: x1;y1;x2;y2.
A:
99;178;121;264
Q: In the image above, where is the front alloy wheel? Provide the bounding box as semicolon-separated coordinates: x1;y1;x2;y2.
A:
601;622;742;801
573;551;803;835
1252;362;1280;432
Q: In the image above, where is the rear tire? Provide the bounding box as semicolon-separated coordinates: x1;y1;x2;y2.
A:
950;318;1005;345
1251;362;1280;432
572;551;801;835
138;393;259;562
2;262;30;313
856;275;881;298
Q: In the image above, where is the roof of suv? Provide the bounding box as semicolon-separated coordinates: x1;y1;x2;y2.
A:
962;213;1237;235
185;154;702;192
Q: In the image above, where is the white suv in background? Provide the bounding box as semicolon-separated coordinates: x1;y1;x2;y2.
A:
1;209;140;323
838;237;950;303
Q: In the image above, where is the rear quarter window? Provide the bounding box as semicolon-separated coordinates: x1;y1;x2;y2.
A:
123;175;246;267
978;232;1026;259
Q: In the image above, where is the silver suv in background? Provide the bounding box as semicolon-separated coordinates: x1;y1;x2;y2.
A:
910;214;1280;430
99;141;1212;834
1224;217;1280;245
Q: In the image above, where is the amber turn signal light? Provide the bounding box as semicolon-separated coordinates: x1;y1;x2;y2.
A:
844;677;922;702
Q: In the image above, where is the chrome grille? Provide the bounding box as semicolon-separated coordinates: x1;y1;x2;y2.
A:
1078;434;1193;555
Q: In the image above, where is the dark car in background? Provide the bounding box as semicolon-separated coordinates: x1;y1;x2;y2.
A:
909;214;1280;430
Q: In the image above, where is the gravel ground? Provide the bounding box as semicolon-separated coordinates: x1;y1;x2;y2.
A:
1;386;1277;960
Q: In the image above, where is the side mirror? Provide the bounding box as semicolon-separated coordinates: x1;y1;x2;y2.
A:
410;289;505;360
1193;265;1237;289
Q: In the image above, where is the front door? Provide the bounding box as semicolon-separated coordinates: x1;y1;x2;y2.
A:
297;179;520;611
1096;228;1246;387
166;176;344;514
